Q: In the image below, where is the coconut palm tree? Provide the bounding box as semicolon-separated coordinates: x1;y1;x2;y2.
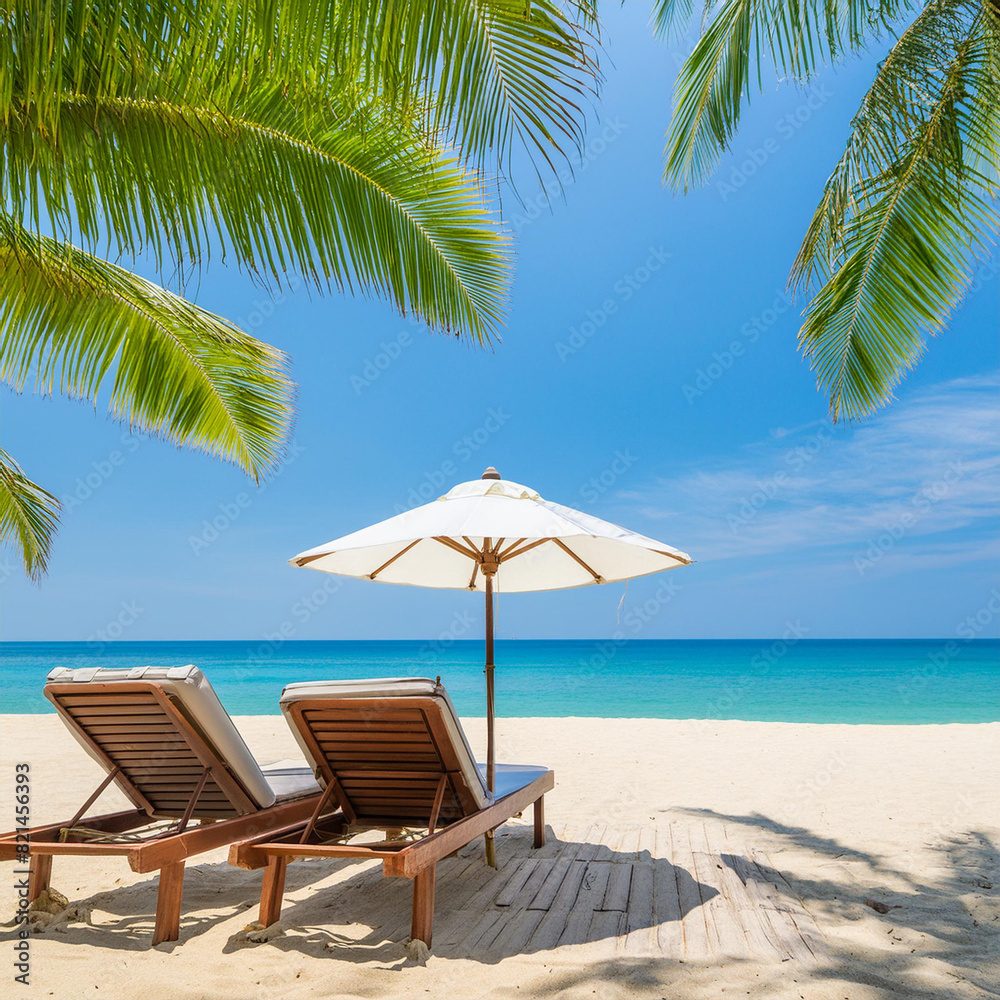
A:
658;0;999;419
0;0;597;579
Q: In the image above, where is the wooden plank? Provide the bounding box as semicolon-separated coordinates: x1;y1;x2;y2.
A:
637;826;657;861
303;708;425;722
751;850;826;960
600;863;632;911
312;731;435;744
573;824;607;863
691;849;752;959
714;854;783;961
668;822;713;961
66;706;167;719
306;722;430;734
525;859;589;951
494;859;538;906
653;859;684;958
728;852;813;963
589;908;626;955
527;858;572;911
558;861;611;946
629;886;658;958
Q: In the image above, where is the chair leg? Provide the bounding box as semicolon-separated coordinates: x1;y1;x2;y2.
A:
410;864;436;947
152;861;185;945
28;854;52;902
484;828;496;868
533;795;545;849
258;856;287;927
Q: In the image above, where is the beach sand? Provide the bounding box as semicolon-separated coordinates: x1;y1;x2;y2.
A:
1;715;997;1000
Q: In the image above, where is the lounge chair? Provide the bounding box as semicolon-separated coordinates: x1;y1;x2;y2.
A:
0;666;322;944
229;677;554;947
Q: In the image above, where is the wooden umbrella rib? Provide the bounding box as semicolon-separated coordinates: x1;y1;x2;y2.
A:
498;537;527;560
551;538;604;583
369;539;422;580
468;562;479;590
433;536;480;561
655;549;693;566
294;553;327;567
499;538;550;562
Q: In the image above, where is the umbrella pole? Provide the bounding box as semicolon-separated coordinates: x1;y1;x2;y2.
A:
484;572;497;867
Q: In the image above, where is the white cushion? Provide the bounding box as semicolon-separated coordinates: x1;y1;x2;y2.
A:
261;758;322;802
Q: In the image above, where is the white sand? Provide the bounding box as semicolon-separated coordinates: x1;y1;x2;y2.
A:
1;715;997;999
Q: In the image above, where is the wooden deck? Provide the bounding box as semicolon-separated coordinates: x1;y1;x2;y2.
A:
393;820;827;962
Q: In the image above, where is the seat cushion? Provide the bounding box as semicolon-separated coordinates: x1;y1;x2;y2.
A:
480;763;551;801
261;758;322;802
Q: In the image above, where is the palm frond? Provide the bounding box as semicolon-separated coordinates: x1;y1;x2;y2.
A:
3;90;511;339
0;450;60;582
0;0;598;183
792;0;999;419
661;0;917;189
273;0;600;178
0;218;293;480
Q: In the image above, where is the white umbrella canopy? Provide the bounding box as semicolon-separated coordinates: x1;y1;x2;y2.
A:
291;471;692;591
290;468;692;861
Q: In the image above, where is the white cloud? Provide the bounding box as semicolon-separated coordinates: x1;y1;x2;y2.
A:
625;373;1000;575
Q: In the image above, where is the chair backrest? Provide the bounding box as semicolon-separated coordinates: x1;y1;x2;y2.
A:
280;677;490;826
45;665;275;819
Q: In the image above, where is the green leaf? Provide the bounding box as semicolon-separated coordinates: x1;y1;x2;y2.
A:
4;89;512;340
793;0;999;419
661;0;916;190
0;450;60;582
0;218;294;480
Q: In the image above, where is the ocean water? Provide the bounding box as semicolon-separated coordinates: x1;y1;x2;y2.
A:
1;639;997;723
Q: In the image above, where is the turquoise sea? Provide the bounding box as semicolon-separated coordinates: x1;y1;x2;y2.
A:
1;639;997;723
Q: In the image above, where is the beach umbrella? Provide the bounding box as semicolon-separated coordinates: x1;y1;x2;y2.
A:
290;468;692;853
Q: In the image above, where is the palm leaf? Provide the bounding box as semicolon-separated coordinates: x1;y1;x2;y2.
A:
3;89;511;340
0;450;60;582
660;0;917;189
0;0;598;183
793;0;999;418
0;218;293;479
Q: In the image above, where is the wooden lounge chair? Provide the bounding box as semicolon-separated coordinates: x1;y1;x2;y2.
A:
0;665;322;944
229;677;554;947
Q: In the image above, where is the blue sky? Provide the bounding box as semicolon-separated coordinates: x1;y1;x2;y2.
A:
3;6;998;642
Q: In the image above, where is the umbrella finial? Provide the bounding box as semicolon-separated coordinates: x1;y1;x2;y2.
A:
481;466;501;480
